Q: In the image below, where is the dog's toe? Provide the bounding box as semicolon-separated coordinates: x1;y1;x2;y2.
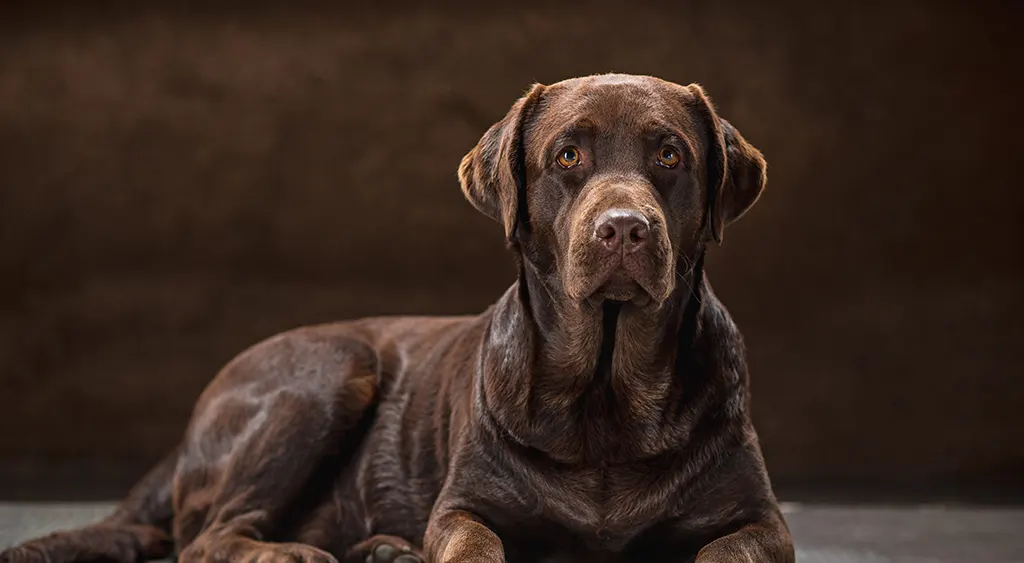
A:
351;534;422;563
366;540;421;563
371;543;397;561
0;546;43;563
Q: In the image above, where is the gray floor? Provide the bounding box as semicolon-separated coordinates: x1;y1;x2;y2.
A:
1;502;1022;562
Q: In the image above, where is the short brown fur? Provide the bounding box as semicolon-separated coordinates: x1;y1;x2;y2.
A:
2;74;793;563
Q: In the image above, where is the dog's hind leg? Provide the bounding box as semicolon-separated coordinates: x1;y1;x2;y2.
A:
172;331;387;563
0;446;179;563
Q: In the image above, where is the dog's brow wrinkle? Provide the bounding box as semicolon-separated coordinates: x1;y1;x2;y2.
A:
643;121;683;138
565;120;598;135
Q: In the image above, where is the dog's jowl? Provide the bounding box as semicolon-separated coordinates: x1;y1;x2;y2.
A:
2;74;795;563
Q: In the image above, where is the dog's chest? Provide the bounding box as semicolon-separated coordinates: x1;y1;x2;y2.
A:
503;464;673;552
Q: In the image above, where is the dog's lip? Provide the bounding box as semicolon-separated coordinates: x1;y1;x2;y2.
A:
588;285;652;308
587;269;651;305
573;253;665;307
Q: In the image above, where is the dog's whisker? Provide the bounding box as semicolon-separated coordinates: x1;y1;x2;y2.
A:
674;255;700;304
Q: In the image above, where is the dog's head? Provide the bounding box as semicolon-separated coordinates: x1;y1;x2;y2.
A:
460;74;766;308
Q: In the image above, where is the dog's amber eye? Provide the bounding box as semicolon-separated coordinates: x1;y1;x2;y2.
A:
656;146;680;168
557;146;581;169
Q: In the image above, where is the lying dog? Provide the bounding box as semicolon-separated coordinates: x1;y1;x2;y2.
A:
2;74;794;563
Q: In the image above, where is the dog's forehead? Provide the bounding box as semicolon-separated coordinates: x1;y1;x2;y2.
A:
536;75;696;140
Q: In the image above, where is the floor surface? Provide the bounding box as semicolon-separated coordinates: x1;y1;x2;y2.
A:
1;502;1022;562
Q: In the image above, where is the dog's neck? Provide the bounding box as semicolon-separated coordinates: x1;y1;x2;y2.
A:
479;249;727;465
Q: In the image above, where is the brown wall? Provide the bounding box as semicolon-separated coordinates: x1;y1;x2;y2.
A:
1;1;1021;498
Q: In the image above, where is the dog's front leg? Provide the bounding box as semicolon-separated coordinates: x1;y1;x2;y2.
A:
695;511;794;563
423;505;504;563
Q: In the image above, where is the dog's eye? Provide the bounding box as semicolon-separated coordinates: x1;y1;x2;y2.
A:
656;146;680;168
557;146;582;169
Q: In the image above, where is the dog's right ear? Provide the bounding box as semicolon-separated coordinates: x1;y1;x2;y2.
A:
458;83;546;242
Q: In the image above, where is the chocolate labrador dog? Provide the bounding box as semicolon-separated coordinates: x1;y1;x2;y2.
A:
2;74;794;563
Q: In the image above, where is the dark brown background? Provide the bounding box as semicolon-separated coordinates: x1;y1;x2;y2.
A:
1;1;1021;501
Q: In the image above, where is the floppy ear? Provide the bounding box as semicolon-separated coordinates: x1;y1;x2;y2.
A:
458;83;546;241
687;84;767;244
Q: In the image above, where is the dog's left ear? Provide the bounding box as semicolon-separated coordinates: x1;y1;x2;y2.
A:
686;84;767;244
458;83;547;242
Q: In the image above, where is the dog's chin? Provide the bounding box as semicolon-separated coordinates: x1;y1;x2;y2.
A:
578;269;668;309
595;272;646;305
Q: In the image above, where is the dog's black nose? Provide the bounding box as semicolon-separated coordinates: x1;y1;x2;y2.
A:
594;208;649;253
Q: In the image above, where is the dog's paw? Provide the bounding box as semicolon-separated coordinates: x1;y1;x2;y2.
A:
181;539;339;563
0;545;43;563
264;543;340;563
367;543;421;563
348;535;422;563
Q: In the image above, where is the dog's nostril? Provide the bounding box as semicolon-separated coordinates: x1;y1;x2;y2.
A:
629;222;649;242
596;222;617;240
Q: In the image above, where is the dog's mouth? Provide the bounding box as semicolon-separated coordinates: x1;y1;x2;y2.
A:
581;255;667;308
594;270;649;306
